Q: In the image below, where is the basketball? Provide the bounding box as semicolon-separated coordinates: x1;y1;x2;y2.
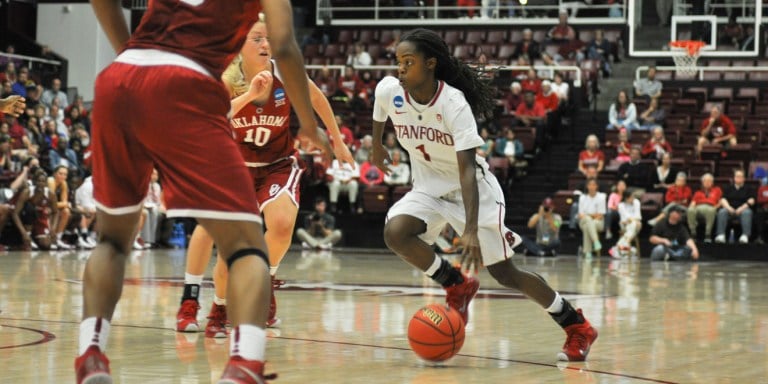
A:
407;303;465;362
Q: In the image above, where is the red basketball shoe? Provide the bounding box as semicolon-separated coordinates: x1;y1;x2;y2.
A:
444;269;479;326
75;345;111;384
557;309;598;362
176;299;200;332
205;303;229;338
218;356;277;384
266;277;284;328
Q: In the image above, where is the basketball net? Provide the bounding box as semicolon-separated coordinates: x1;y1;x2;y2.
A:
669;40;706;76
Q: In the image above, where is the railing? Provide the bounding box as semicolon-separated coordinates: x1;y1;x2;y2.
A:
635;65;768;82
307;64;583;88
0;52;63;76
316;0;626;26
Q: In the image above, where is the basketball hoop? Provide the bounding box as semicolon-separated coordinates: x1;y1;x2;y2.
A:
669;40;706;76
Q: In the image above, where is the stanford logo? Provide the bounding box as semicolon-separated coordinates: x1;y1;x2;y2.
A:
393;95;404;108
436;114;442;123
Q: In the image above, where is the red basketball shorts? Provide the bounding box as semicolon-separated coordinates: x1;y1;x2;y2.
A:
91;61;261;223
249;156;304;210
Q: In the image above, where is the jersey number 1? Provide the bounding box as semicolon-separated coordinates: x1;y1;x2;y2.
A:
244;127;271;147
415;144;431;161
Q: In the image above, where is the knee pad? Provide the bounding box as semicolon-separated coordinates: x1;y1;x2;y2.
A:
226;248;268;270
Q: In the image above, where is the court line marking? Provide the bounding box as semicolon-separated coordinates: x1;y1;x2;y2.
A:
0;324;56;350
0;316;677;384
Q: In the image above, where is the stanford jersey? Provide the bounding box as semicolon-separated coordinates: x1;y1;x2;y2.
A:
231;63;295;166
126;0;261;79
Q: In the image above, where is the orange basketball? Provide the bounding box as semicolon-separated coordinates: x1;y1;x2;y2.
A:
407;303;465;362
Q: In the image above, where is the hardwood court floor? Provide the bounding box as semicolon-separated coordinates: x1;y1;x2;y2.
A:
1;248;767;383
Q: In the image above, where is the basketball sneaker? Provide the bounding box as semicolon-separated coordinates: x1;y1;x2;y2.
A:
557;309;598;362
444;268;479;326
205;303;229;338
75;345;111;384
218;357;276;384
176;299;201;332
266;277;284;328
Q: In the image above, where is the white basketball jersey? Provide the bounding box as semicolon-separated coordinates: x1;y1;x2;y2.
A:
373;76;487;197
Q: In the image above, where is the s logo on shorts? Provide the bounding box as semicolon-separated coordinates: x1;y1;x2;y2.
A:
269;184;281;196
393;95;404;108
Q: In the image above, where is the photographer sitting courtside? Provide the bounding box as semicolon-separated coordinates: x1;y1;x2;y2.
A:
649;205;700;261
296;197;342;250
521;197;562;257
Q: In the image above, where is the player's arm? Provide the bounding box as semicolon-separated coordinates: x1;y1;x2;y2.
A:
457;148;481;273
227;71;274;116
262;0;328;157
90;0;131;53
309;79;354;165
0;95;26;117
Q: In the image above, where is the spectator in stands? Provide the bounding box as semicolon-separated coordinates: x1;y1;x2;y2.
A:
1;62;16;85
296;197;342;250
47;165;72;249
650;205;700;261
477;127;494;159
511;57;530;80
755;178;768;244
688;173;721;243
521;68;542;94
715;169;755;244
1;81;12;98
578;178;606;258
41;78;68;109
551;72;569;103
326;159;360;214
383;132;408;162
456;0;478;18
605;179;627;240
71;123;90;148
537;80;559;113
0;45;23;69
45;104;68;139
515;90;546;146
537;52;560;80
141;169;164;248
610;189;642;258
0;134;19;172
522;197;562;257
11;67;32;97
48;137;78;173
73;174;97;249
586;29;613;77
359;152;385;187
347;43;372;67
650;152;677;193
633;66;662;101
578;134;605;175
513;28;540;61
613;129;631;163
548;10;576;42
697;105;736;155
354;134;373;164
314;66;337;98
638;99;665;131
607;90;639;134
720;15;743;49
333;114;354;148
504;81;523;114
740;26;756;51
495;128;523;166
641;127;672;161
24;85;41;110
648;171;692;227
64;105;89;132
617;145;651;193
384;149;410;186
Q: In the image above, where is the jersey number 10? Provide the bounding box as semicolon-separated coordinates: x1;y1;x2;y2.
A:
244;127;272;147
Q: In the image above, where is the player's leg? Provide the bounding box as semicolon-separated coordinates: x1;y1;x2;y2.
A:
54;205;72;249
384;193;478;325
176;225;216;332
261;193;298;327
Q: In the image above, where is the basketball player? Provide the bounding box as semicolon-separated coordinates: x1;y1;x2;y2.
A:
79;1;329;383
47;165;73;250
371;28;598;362
11;171;56;250
176;17;354;337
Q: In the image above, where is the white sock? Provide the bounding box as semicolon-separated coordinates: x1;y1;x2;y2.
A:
79;317;111;355
213;295;226;306
269;266;279;277
545;292;564;314
231;324;266;361
185;273;204;285
424;256;442;276
57;233;63;241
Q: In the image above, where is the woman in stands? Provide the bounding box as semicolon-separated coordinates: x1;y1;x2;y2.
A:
12;170;57;250
176;15;354;337
370;28;597;362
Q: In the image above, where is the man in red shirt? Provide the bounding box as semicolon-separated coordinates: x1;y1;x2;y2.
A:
687;173;722;242
515;90;547;148
696;105;737;155
537;80;560;113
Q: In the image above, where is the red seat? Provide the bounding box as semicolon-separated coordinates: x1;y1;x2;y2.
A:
486;30;507;44
465;30;485;45
443;30;462;45
362;185;390;213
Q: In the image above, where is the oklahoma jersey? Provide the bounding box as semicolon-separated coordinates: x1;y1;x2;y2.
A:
126;0;261;79
230;62;295;166
373;76;486;197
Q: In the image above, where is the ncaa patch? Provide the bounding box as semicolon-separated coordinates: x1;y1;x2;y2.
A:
393;95;404;108
269;184;281;196
274;88;286;107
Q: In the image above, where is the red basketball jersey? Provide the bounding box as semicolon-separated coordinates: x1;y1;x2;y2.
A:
230;65;294;165
126;0;261;79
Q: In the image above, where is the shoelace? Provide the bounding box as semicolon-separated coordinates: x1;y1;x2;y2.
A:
208;305;227;321
564;330;588;352
181;302;199;317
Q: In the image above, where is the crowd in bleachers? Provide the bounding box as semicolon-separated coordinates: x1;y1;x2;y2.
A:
0;55;171;251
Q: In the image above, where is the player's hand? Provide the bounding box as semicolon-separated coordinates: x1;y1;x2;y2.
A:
333;140;355;167
691;247;700;260
247;70;273;101
0;95;26;117
298;126;332;166
371;144;393;175
458;231;482;274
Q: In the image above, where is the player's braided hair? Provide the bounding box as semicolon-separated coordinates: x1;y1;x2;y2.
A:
399;28;495;118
